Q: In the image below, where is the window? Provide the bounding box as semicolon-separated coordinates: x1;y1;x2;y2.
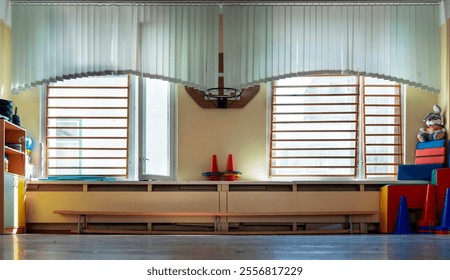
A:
362;77;403;177
46;75;130;178
270;75;402;179
45;75;176;180
139;78;176;180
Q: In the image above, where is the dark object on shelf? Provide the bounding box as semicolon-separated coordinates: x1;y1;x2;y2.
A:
12;107;20;126
0;99;13;121
6;144;23;152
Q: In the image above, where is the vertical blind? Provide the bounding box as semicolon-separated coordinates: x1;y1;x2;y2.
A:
11;4;219;93
139;6;218;89
0;0;11;98
0;20;11;99
0;0;10;26
223;4;440;92
11;3;440;93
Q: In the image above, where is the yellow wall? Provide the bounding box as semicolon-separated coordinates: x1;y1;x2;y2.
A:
177;83;442;178
9;81;437;179
3;14;40;175
0;20;12;100
440;20;450;134
5;17;446;179
9;82;269;181
11;88;40;172
404;86;439;164
177;84;268;181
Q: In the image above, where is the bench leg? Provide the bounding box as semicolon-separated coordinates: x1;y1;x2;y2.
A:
348;215;353;233
214;216;219;232
360;222;367;234
77;215;87;233
217;216;229;232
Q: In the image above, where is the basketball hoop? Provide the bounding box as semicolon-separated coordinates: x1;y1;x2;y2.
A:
203;87;242;109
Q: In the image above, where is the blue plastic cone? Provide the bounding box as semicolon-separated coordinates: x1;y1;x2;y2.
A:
394;196;413;234
436;188;450;234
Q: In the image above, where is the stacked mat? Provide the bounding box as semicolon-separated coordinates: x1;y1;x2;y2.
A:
0;99;12;121
415;140;446;164
398;139;446;180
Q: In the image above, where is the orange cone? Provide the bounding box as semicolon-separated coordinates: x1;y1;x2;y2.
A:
417;184;437;233
210;154;219;173
226;154;235;171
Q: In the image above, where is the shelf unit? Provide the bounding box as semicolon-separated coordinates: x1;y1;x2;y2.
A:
1;119;26;234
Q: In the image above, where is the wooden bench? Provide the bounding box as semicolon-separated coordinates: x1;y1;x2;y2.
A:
54;210;377;234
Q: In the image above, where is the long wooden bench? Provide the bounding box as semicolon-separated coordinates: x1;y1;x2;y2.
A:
53;210;377;234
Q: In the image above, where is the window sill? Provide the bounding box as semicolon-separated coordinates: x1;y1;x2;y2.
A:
29;178;430;185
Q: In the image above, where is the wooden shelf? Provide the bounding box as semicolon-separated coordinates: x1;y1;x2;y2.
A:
1;119;27;234
5;146;25;157
4;121;24;132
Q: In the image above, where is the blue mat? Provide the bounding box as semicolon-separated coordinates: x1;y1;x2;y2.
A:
40;176;115;181
398;164;443;180
416;139;445;150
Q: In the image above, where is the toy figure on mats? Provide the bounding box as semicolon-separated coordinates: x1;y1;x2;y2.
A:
417;104;446;142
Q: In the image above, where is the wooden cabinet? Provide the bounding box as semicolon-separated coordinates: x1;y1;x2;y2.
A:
1;119;26;234
25;181;383;234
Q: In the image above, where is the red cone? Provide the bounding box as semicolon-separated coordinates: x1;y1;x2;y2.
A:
417;184;437;233
210;154;219;173
226;154;235;171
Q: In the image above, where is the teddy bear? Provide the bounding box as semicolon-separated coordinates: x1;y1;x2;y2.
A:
417;104;446;142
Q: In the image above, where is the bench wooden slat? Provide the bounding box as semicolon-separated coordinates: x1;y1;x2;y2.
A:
54;210;377;234
78;229;357;235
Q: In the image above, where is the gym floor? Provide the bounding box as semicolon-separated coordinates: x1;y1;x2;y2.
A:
1;234;450;260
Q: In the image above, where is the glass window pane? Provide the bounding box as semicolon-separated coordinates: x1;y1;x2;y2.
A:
46;75;129;177
142;78;172;178
271;75;359;177
363;77;402;178
270;75;403;178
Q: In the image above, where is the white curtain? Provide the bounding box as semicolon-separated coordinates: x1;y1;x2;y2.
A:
0;0;11;100
139;6;218;88
223;6;271;92
223;4;440;92
11;4;219;93
0;0;11;26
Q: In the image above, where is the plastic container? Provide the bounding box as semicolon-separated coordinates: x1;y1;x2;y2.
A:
7;143;22;152
4;156;8;172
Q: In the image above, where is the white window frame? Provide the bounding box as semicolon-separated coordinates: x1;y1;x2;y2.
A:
138;78;177;181
44;75;130;178
361;77;403;178
268;75;404;180
40;75;177;181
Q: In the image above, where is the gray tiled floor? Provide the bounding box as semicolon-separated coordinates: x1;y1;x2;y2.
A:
1;234;450;260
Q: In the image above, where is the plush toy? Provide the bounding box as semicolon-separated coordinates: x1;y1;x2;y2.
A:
417;104;446;142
